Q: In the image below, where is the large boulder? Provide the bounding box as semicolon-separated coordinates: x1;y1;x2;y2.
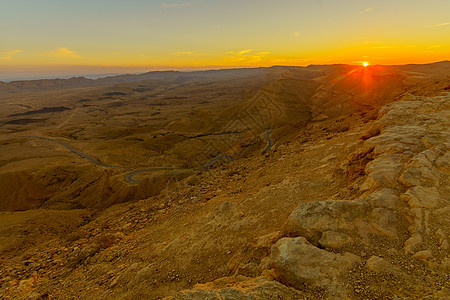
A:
167;276;304;300
270;237;360;298
283;199;371;244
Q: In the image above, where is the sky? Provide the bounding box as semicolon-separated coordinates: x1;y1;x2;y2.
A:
1;0;449;79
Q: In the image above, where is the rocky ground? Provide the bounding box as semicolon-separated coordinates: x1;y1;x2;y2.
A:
168;92;450;299
0;91;448;299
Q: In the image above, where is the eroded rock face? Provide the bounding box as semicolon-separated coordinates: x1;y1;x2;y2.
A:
166;93;450;299
266;93;450;297
360;153;405;191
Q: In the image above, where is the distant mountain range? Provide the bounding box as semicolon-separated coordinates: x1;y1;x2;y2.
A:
1;61;449;94
0;68;271;93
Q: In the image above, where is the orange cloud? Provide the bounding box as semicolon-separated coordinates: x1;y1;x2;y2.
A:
1;50;21;60
224;49;270;64
47;47;82;59
427;21;450;27
238;49;253;55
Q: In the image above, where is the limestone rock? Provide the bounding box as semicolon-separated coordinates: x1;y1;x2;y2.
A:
377;101;423;125
370;208;399;237
398;150;440;187
435;229;449;249
366;256;399;274
364;125;426;156
412;250;433;260
360;154;404;191
401;186;439;208
366;188;400;209
399;167;439;187
270;237;360;297
440;239;449;250
167;276;303;300
318;231;353;249
404;233;423;254
283;199;370;243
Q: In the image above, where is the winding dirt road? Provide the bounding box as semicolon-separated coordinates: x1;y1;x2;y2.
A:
13;130;274;184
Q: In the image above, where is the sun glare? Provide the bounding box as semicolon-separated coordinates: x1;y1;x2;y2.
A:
363;62;369;67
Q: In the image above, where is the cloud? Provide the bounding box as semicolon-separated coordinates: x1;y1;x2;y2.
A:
47;47;82;59
360;8;373;13
427;22;450;27
0;50;21;60
161;1;197;9
293;32;300;37
224;49;270;64
238;49;253;55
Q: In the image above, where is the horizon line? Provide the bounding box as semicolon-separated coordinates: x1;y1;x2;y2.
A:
1;60;449;83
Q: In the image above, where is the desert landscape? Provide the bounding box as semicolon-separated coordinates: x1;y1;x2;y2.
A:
0;61;449;299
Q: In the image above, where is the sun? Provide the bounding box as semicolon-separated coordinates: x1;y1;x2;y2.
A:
363;61;369;67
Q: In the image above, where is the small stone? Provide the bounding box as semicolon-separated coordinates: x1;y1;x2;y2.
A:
404;233;422;254
441;239;449;250
412;250;433;260
366;256;399;274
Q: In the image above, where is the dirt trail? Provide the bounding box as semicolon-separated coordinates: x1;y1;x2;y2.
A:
10;129;274;184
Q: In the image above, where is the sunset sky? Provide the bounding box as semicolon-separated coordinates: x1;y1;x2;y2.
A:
1;0;449;79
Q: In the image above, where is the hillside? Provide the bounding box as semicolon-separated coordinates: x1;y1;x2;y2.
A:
0;62;449;299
